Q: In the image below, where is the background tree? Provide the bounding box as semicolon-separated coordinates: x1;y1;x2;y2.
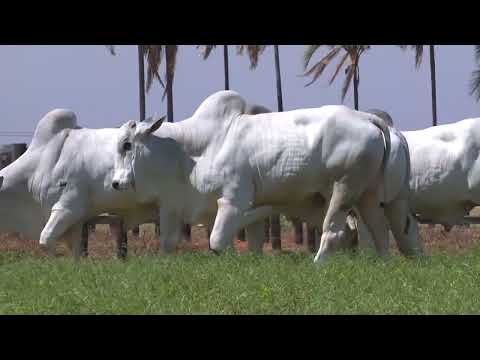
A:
142;45;178;123
470;45;480;102
303;45;371;110
399;45;438;126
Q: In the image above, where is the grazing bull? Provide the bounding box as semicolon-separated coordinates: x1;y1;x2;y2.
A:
350;111;480;246
403;118;480;230
0;109;159;258
111;90;419;262
342;109;423;256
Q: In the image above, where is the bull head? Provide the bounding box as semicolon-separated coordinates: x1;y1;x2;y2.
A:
111;116;166;191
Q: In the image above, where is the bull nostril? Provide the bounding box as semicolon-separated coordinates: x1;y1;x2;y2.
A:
112;181;119;190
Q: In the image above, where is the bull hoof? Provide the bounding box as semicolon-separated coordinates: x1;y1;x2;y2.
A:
39;243;55;256
313;252;327;264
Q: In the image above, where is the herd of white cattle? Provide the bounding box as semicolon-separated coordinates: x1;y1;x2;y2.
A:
1;90;479;263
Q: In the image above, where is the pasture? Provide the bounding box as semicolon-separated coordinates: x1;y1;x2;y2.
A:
2;223;480;314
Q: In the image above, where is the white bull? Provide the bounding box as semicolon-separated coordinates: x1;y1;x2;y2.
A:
0;109;159;258
344;114;423;256
111;90;416;262
349;112;480;251
404;118;480;229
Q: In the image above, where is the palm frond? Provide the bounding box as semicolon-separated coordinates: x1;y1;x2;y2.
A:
303;45;321;70
236;45;267;69
398;45;424;68
413;45;424;68
304;47;341;86
329;52;349;84
105;45;116;55
161;45;178;101
197;45;216;60
143;45;165;92
470;69;480;102
474;45;480;63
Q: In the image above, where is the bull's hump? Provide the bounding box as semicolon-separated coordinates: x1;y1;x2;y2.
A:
192;90;247;121
29;109;78;150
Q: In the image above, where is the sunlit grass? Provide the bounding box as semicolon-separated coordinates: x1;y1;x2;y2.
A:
1;248;480;314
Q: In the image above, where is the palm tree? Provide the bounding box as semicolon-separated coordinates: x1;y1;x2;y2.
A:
303;45;371;110
142;45;178;123
137;45;146;121
470;45;480;102
399;45;438;126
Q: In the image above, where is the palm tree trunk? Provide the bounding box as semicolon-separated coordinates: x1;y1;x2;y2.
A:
274;45;283;112
353;66;359;110
138;45;146;121
131;45;147;239
307;225;317;253
166;45;174;123
429;45;438;126
223;45;230;90
293;218;303;245
166;45;191;241
271;45;283;251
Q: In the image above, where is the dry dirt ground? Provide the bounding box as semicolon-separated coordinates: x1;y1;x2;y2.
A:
2;223;480;259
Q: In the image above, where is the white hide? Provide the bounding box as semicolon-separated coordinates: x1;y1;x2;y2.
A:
347;124;422;256
404;118;480;227
0;109;158;257
112;90;400;261
355;115;480;237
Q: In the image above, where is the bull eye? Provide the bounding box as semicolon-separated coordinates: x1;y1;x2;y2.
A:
123;142;132;151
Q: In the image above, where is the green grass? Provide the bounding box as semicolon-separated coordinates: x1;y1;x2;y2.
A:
2;248;480;314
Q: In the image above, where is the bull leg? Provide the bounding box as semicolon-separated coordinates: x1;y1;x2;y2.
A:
356;192;390;257
314;182;353;263
385;199;424;257
158;208;183;254
246;220;266;253
39;208;84;256
209;198;274;253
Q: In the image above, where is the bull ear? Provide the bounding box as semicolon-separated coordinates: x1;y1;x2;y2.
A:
0;176;3;190
147;115;166;135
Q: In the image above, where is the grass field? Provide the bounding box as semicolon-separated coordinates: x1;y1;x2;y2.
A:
2;221;480;314
1;247;480;314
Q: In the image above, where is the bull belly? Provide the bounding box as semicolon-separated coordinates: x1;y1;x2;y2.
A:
254;178;328;207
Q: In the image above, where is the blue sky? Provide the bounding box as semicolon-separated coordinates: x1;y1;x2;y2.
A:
0;45;478;145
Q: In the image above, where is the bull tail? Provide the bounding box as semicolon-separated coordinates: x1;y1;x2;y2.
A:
368;115;391;206
391;127;411;198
